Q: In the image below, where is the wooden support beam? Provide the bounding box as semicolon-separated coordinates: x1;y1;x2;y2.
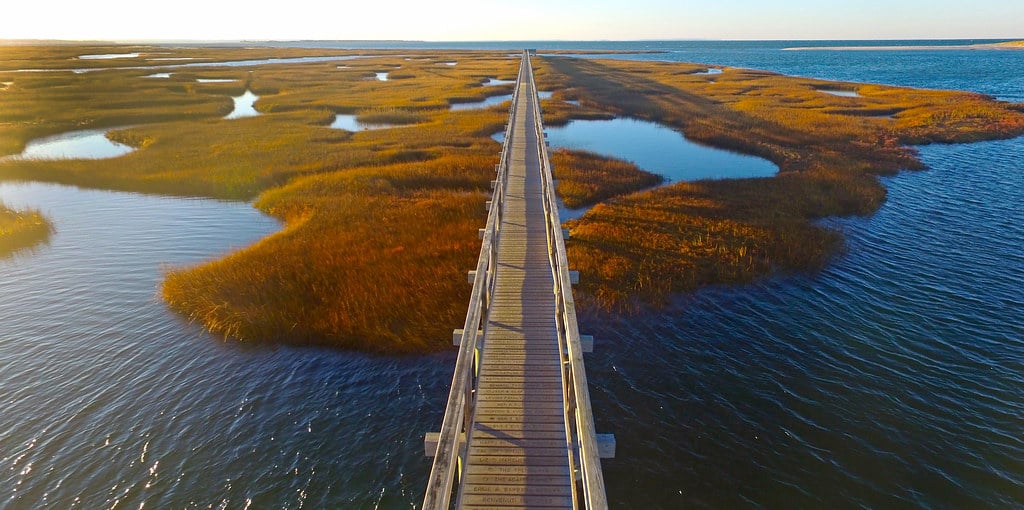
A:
597;434;616;459
424;431;466;457
479;228;486;240
468;270;477;283
580;334;594;353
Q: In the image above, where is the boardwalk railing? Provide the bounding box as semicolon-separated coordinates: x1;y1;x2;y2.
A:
421;54;526;510
526;52;609;509
422;51;609;509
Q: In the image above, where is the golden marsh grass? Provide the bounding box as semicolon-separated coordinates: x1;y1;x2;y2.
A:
3;45;1023;350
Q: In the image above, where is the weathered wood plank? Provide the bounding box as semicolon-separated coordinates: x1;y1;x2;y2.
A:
461;483;573;496
458;494;573;508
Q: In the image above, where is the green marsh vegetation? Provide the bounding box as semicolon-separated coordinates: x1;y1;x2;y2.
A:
3;45;1023;350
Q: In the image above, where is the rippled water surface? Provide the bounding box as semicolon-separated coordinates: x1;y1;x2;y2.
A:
1;41;1023;509
0;183;451;508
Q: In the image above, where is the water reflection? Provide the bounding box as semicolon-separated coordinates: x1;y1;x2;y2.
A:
495;117;777;182
143;73;171;79
196;78;236;83
330;114;393;131
482;78;515;87
374;72;389;81
547;118;777;181
819;89;861;97
224;91;260;119
4;129;135;160
451;94;512;111
78;53;139;60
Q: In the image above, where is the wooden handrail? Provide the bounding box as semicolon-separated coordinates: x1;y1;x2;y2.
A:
421;53;527;510
525;53;610;510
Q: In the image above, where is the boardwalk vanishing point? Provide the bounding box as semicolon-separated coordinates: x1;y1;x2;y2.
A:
422;52;614;509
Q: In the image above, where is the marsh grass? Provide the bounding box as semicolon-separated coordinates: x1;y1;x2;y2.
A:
5;44;1022;351
355;107;428;125
0;202;53;258
550;149;662;208
0;45;520;352
537;56;1024;312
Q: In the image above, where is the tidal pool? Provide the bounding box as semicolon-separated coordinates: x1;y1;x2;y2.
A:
78;53;139;60
373;72;389;81
5;129;135;160
482;78;515;87
330;114;393;131
496;117;777;182
450;94;512;111
545;118;778;181
819;89;861;97
492;116;778;218
224;91;260;119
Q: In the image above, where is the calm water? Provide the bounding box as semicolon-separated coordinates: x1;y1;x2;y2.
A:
450;94;512;111
224;91;260;120
1;41;1022;509
330;114;394;131
4;129;135;160
493;116;778;219
543;118;778;181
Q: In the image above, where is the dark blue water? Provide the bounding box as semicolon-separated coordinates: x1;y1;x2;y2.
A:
1;42;1022;509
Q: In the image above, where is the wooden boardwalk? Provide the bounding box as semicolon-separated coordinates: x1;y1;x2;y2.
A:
457;56;574;509
423;52;610;510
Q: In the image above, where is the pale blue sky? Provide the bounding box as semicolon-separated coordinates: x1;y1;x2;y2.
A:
6;0;1023;41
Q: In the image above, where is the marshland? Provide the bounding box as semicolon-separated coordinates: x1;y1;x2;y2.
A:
3;40;1023;508
2;44;1021;350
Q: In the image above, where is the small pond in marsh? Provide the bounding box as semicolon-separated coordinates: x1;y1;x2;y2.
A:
482;78;515;87
5;129;136;160
450;94;512;111
819;89;861;97
493;116;779;218
330;114;394;131
224;91;260;119
539;118;778;182
78;53;139;60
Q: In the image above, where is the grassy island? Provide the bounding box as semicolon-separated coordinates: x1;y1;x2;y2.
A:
2;44;1023;352
538;57;1024;311
0;203;52;258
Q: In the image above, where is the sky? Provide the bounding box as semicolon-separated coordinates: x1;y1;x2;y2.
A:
5;0;1023;42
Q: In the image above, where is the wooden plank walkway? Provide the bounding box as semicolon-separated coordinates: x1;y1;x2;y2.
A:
455;62;574;510
423;51;607;510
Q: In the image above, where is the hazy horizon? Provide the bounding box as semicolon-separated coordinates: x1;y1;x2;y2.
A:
6;0;1023;42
